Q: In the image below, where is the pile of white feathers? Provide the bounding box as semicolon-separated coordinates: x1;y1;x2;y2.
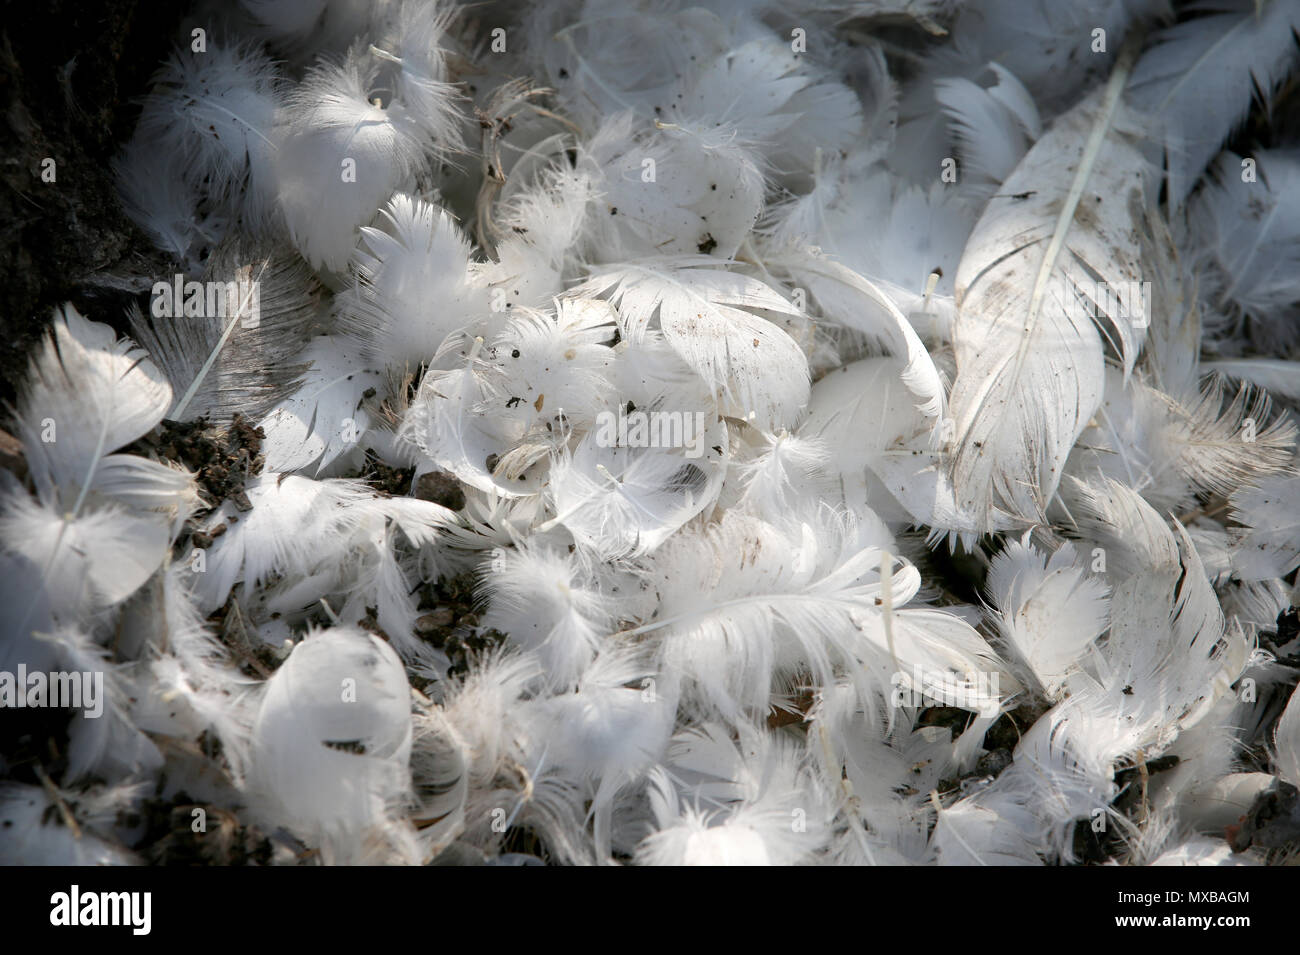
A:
5;0;1300;866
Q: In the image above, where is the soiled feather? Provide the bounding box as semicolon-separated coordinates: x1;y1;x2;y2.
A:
1229;473;1300;582
136;42;281;226
581;113;765;262
478;151;595;307
947;46;1153;526
400;300;618;495
130;241;319;425
533;5;730;131
1064;369;1296;514
0;784;138;865
577;257;809;431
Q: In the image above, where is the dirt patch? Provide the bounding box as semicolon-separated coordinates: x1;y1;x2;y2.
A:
0;1;186;405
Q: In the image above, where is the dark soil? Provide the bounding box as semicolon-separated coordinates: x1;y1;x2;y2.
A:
415;572;506;682
367;456;416;497
132;791;276;865
130;414;266;508
0;0;187;404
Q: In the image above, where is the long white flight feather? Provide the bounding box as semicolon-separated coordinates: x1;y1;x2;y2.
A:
947;40;1149;526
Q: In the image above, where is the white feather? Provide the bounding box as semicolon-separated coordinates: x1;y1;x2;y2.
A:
577;257;809;431
1151;835;1261;866
274;56;430;272
637;723;829;865
1128;0;1300;208
259;335;384;475
733;429;833;521
348;193;489;370
248;625;414;863
947;51;1153;526
547;414;728;559
137;42;280;226
0;490;168;623
190;472;452;613
637;507;1006;722
4;308;187;633
800;357;1010;542
761;253;947;420
934;62;1041;196
1230;473;1300;582
1191;149;1300;336
986;533;1110;700
478;542;615;689
372;0;464;147
539;645;674;856
1067;478;1251;757
16;305;173;508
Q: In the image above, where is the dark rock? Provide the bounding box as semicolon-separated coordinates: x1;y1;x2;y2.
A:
975;747;1013;778
415;469;466;510
0;428;26;478
415;608;455;633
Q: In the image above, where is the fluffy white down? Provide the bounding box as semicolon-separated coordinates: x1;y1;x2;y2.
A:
8;0;1297;868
